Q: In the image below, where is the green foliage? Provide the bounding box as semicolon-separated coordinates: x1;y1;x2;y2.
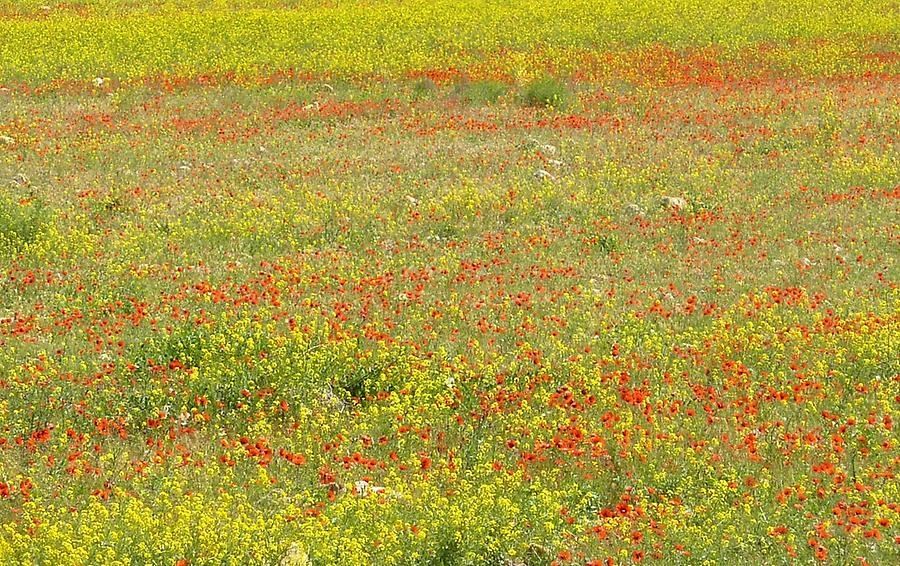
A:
456;79;508;104
592;234;619;254
521;76;570;109
411;78;438;100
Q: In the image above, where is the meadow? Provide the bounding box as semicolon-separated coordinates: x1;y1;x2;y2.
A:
0;1;898;564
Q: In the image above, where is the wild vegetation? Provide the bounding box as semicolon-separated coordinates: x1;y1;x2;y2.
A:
0;1;898;564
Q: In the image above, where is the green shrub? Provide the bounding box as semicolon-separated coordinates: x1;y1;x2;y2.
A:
457;79;508;104
521;76;569;109
411;77;438;100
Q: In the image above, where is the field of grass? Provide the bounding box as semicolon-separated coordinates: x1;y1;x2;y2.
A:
1;1;898;564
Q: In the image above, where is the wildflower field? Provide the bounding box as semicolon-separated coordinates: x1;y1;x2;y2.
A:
0;1;898;564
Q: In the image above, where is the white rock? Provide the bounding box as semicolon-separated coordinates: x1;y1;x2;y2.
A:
319;385;346;413
0;135;14;146
353;480;385;498
93;77;105;87
624;203;644;216
547;158;564;168
527;138;557;155
279;543;310;566
533;168;555;182
661;195;688;210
